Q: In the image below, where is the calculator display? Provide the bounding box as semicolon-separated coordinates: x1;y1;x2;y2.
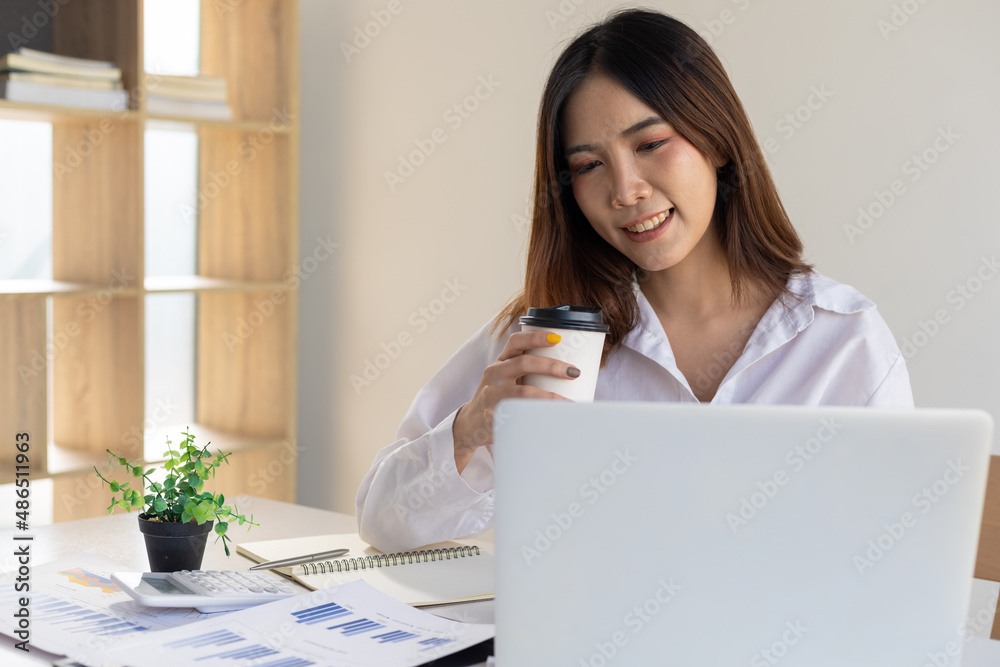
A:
140;574;190;595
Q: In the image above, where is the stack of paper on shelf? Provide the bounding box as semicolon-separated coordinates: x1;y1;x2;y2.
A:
144;72;232;120
0;47;127;110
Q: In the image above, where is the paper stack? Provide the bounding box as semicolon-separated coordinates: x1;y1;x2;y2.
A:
0;47;127;110
144;72;232;120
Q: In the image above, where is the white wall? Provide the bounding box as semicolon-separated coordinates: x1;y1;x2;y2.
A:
297;0;1000;519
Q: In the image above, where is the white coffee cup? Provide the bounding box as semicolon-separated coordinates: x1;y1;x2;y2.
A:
520;306;609;402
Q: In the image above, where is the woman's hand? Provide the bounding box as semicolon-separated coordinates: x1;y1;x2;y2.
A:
452;330;580;473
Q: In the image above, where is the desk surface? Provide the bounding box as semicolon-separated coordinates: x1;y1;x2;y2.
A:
3;496;999;667
0;496;492;666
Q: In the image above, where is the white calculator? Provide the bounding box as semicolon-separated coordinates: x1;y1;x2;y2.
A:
111;570;298;612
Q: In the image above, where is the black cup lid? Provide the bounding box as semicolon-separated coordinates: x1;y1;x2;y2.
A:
519;305;610;333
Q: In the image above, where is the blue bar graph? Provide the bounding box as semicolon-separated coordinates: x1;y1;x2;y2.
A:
31;593;150;636
256;659;315;667
197;644;279;662
290;601;352;625
372;630;420;644
419;637;456;650
159;627;320;666
328;618;386;637
165;629;244;649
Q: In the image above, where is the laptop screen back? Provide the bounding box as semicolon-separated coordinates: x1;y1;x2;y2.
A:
493;401;991;666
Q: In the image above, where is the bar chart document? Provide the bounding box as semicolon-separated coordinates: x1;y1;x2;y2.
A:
73;580;495;667
0;550;212;657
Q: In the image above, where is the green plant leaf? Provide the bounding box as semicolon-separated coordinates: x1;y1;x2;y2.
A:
193;504;210;524
109;481;119;493
153;497;167;513
188;474;200;489
214;522;228;536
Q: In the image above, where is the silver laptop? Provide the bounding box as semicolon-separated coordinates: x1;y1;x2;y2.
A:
492;401;992;665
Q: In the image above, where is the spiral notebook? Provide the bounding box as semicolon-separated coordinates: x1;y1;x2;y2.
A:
236;532;493;607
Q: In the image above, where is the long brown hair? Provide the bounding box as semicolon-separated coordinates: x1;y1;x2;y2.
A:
495;8;811;362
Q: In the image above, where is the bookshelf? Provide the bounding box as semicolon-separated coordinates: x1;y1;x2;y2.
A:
0;0;300;522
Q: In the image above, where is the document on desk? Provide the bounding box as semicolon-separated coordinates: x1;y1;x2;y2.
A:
0;550;212;657
73;579;495;667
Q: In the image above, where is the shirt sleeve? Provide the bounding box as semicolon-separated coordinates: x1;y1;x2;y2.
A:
355;319;510;552
866;351;915;408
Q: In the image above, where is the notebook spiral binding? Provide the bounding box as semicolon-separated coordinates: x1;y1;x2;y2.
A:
298;545;482;575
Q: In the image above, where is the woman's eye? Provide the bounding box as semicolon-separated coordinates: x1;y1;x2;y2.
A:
575;161;600;175
639;139;667;152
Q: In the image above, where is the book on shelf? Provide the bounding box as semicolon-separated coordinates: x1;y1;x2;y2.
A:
144;73;227;102
0;71;123;91
143;72;231;119
236;532;494;608
0;47;126;109
144;94;232;120
15;47;116;69
0;47;122;82
0;78;128;111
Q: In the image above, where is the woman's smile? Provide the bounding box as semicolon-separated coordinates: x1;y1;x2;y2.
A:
623;208;673;241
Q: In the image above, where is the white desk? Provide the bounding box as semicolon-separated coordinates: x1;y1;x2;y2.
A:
0;496;492;666
3;496;999;666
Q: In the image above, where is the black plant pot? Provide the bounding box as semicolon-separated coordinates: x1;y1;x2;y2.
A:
138;514;213;572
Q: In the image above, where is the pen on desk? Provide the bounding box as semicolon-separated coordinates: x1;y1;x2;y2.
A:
248;548;350;570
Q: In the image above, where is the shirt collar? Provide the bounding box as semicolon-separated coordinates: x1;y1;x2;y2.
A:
621;271;875;394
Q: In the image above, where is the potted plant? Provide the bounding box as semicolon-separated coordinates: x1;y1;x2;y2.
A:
95;427;257;572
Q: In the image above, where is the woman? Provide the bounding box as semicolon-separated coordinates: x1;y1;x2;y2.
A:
356;9;912;552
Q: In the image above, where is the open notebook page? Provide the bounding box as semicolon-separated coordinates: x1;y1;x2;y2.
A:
236;532;493;607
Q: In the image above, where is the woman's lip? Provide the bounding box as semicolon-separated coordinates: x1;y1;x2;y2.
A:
621;209;670;230
623;210;673;243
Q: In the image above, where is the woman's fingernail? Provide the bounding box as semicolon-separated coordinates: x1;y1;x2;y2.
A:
546;333;561;344
566;367;581;378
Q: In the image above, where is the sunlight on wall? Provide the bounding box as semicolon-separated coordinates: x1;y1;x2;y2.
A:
142;0;201;431
0;120;52;280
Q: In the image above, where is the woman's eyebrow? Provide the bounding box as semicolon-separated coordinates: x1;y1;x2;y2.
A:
565;116;667;157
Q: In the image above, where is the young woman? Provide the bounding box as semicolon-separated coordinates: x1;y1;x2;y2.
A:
356;9;912;552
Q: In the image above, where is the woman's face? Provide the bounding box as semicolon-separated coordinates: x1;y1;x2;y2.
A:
562;73;724;274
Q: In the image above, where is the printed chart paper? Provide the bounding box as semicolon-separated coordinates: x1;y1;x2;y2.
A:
75;580;495;667
0;550;213;657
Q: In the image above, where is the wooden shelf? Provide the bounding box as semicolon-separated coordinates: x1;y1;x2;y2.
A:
45;442;111;480
0;440;124;484
0;100;293;133
0;0;299;521
144;276;290;294
142;423;289;463
0;279;140;298
145;114;292;133
0;99;140;124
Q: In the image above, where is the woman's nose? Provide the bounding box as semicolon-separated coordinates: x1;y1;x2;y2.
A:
610;160;652;208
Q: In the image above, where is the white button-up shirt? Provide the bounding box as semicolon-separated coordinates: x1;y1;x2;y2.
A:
356;272;913;552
